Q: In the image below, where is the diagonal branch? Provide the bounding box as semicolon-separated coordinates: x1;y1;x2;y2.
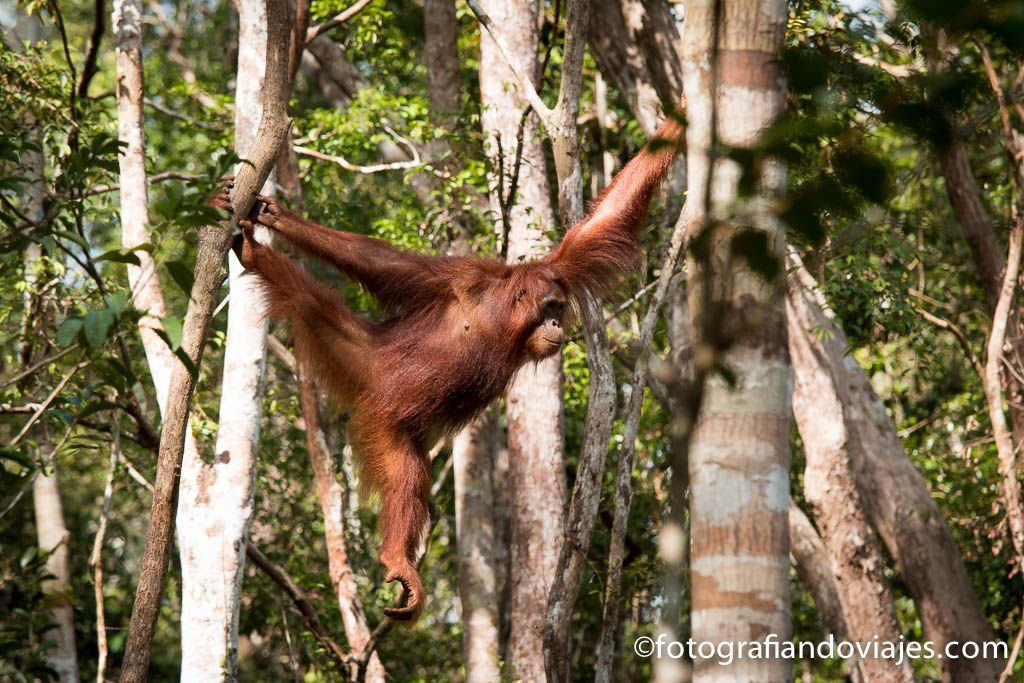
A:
466;0;554;124
305;0;373;44
245;542;353;670
983;219;1024;574
117;0;293;676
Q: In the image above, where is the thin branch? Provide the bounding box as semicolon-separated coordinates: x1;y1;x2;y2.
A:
77;0;106;98
0;345;78;389
594;204;690;677
978;41;1015;145
0;423;78;523
268;334;297;373
245;542;353;670
293;145;423;174
849;51;918;78
0;403;42;414
356;619;394;681
305;0;374;44
1000;601;1024;683
90;408;120;683
984;220;1024;576
10;360;90;447
465;0;554;125
122;456;155;494
144;97;226;130
917;307;985;379
84;171;204;198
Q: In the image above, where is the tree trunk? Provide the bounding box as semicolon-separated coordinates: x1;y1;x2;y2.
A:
787;502;861;683
453;409;506;682
587;0;683;137
117;0;291;675
682;1;791;681
33;471;79;683
17;27;79;673
478;2;566;680
788;264;910;683
176;0;275;676
297;367;386;682
785;256;1002;682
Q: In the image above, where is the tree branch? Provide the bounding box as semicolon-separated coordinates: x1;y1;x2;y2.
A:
245;542;353;671
466;0;554;124
983;220;1024;575
293;145;423;174
305;0;373;44
117;0;293;676
77;0;106;98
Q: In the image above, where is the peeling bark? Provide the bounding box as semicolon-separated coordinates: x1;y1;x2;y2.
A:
453;410;505;682
478;1;566;679
788;263;909;683
786;256;1001;682
683;1;792;680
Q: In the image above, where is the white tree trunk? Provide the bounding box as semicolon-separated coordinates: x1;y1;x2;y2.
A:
453;411;504;682
682;1;791;681
177;0;271;677
33;471;79;683
17;23;80;672
478;2;567;679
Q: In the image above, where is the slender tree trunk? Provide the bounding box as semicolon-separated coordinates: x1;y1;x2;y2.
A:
785;255;1002;682
788;261;910;683
14;14;79;680
177;0;276;676
117;0;290;675
787;502;861;683
33;470;79;683
682;1;791;681
297;368;386;682
478;2;566;679
453;410;505;682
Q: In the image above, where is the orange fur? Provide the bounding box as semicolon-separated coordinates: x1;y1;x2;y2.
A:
230;101;685;622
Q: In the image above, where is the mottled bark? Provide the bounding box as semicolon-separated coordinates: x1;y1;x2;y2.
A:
18;25;79;675
935;138;1005;310
176;0;276;673
118;0;291;676
478;1;566;679
788;261;910;683
683;1;792;681
786;256;1001;682
788;502;860;683
453;410;505;682
298;367;385;682
33;471;79;683
587;0;663;135
425;0;460;122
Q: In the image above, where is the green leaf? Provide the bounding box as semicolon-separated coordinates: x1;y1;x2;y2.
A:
104;292;129;317
56;317;83;346
95;248;141;266
82;308;115;348
0;447;32;469
166;259;195;295
160;315;184;350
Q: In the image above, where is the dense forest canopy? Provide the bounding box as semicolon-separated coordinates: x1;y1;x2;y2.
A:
3;0;1024;681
